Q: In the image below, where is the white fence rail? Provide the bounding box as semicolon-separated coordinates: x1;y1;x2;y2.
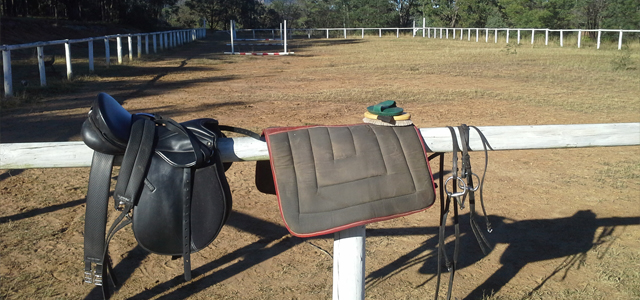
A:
1;28;207;98
1;123;638;169
252;23;640;50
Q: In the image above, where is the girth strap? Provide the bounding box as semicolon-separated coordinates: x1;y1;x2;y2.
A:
83;117;157;299
83;151;115;286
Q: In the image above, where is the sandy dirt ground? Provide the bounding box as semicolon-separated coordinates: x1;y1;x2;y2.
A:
1;32;639;300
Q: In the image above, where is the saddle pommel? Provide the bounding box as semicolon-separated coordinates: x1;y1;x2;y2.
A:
81;93;132;154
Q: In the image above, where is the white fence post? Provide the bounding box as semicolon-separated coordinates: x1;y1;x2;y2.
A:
137;35;142;58
333;225;365;300
517;29;520;44
117;36;123;64
37;46;46;86
453;28;455;39
362;28;364;38
165;32;168;49
446;28;449;39
396;28;399;38
476;28;478;42
545;29;549;46
423;18;426;38
327;29;329;39
88;40;94;72
468;28;471;41
145;35;149;54
128;35;133;61
486;28;488;42
153;34;157;53
104;37;110;68
495;29;498;43
560;30;564;47
64;41;73;79
597;30;601;49
578;30;581;48
3;49;13;97
344;28;347;39
618;31;623;50
531;29;535;44
230;21;235;54
506;29;509;43
284;20;288;53
412;20;416;37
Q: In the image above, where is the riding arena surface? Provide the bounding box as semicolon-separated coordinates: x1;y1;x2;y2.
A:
1;31;639;299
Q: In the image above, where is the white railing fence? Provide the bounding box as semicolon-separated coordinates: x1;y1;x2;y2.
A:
1;122;639;300
1;28;207;98
239;21;639;51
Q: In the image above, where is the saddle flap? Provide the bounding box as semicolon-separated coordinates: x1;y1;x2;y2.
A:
262;124;436;237
132;155;229;255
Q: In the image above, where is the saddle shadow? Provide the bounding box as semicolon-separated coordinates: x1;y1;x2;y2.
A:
91;210;302;299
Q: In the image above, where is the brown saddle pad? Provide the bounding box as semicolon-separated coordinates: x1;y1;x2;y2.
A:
256;124;436;237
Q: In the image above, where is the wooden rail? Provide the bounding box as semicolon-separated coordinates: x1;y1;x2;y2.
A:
1;123;638;169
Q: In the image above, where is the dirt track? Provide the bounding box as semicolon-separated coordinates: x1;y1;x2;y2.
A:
1;32;639;300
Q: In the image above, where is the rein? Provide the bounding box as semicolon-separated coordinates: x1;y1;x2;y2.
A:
431;124;494;300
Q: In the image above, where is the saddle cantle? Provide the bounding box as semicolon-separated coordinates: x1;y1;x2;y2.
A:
81;93;256;298
256;124;436;237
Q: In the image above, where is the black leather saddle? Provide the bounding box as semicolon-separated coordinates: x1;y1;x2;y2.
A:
81;93;257;299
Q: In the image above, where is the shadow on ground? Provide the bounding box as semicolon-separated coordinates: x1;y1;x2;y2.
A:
75;208;638;299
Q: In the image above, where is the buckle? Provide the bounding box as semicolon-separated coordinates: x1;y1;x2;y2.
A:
115;195;132;211
84;270;94;284
94;274;103;286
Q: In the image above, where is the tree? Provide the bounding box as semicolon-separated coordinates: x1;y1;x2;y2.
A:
421;0;461;27
602;0;640;29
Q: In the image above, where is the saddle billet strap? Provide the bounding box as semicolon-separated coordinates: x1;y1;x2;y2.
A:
113;117;156;209
181;167;192;281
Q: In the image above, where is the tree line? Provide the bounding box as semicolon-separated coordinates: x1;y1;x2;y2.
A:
2;0;638;31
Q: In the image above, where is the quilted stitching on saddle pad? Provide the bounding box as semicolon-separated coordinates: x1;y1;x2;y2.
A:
264;124;436;237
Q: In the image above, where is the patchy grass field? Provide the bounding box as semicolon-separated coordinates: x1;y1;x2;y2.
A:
1;31;639;300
